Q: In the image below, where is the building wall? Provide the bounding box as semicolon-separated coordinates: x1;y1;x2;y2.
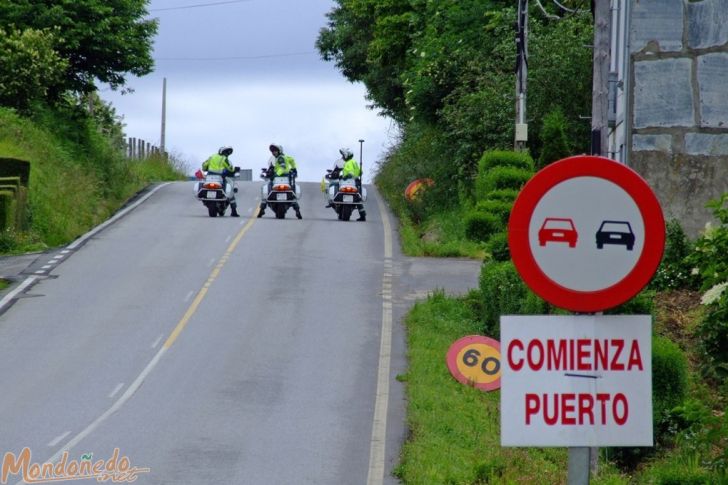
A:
625;0;728;236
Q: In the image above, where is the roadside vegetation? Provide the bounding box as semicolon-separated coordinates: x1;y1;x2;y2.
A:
0;1;184;255
319;1;727;483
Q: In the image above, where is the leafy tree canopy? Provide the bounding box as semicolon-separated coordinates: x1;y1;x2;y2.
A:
0;0;158;95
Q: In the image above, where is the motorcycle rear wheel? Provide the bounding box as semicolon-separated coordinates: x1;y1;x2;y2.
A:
340;205;353;221
207;205;218;217
275;204;286;219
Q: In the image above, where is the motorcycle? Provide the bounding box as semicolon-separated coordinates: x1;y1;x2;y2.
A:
194;167;240;217
325;169;367;221
260;167;302;219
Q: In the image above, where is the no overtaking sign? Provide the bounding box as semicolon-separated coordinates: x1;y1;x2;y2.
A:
508;155;665;312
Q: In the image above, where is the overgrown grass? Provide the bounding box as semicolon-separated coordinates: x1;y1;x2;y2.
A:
398;210;486;258
0;107;184;253
396;291;577;484
397;290;727;484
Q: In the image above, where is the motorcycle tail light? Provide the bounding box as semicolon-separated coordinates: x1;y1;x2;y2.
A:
340;186;358;193
273;184;291;191
203;182;222;189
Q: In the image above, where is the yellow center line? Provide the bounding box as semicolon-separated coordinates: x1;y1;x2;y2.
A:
163;212;258;349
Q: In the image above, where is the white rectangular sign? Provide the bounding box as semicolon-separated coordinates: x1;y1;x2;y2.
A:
500;315;653;447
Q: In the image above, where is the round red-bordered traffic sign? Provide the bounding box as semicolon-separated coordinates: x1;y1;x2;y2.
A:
508;155;665;312
446;335;501;391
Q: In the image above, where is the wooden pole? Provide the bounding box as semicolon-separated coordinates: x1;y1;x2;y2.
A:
591;0;611;157
514;0;529;151
161;77;167;155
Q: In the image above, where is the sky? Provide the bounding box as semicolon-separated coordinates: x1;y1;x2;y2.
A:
101;0;397;182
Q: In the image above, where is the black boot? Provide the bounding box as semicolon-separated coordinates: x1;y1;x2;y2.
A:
357;211;366;222
230;204;240;217
257;205;266;218
295;208;302;219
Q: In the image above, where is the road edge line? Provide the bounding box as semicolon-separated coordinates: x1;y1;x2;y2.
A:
367;189;394;485
0;276;38;313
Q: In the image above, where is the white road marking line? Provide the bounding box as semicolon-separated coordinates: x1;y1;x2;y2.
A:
225;235;232;243
60;250;70;254
41;265;52;270
207;258;216;267
151;334;164;349
42;347;166;469
0;276;38;310
34;270;45;275
183;290;194;302
67;183;171;250
52;254;64;260
367;190;394;485
108;383;124;399
47;431;71;447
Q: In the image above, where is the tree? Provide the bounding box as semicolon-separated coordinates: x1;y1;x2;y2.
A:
0;0;158;95
0;27;68;111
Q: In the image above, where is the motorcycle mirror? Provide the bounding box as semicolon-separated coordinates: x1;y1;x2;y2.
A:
234;166;241;173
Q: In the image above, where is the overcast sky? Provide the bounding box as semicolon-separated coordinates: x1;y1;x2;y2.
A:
101;0;397;182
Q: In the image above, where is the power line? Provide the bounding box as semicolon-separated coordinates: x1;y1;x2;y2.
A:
149;0;253;12
155;51;317;61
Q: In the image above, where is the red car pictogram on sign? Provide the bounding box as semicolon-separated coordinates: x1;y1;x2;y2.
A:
538;217;578;248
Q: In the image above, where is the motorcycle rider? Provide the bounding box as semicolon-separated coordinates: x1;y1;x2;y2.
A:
202;146;239;217
258;143;302;219
328;147;366;221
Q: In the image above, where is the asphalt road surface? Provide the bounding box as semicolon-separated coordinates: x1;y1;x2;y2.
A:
0;181;480;485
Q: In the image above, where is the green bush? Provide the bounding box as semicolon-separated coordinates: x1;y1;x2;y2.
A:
477;166;533;200
537;107;571;168
651;220;699;291
483;188;519;203
610;335;689;470
688;193;728;291
478;150;535;173
696;301;728;388
475;199;512;225
605;289;656;316
464;211;501;242
478;260;548;336
486;231;510;262
653;335;690;427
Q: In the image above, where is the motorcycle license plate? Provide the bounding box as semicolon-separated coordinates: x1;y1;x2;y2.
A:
343;195;354;203
276;193;287;201
206;190;217;199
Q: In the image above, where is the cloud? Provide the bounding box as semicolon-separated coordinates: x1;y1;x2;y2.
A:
105;75;396;182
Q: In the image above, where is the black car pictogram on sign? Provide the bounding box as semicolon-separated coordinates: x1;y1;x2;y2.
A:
596;220;635;251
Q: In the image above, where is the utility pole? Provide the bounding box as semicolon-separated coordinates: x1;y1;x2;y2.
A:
160;77;167;156
358;139;365;178
514;0;529;151
591;0;611;157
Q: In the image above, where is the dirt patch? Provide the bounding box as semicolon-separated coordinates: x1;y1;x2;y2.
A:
654;289;703;356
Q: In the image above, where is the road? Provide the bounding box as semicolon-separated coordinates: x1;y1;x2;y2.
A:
0;181;480;485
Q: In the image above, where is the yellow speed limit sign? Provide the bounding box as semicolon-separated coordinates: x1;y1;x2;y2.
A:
446;335;501;391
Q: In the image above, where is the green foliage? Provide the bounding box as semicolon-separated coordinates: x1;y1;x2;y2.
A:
478;165;532;197
464;211;501;243
651;220;700;291
478;260;548;336
486;231;510;262
688;193;728;291
0;27;68;111
0;104;182;249
0;0;158;95
696;295;728;388
479;150;535;172
605;289;656;316
610;335;689;470
653;335;690;428
538;107;571;168
483;188;519;203
475;199;512;225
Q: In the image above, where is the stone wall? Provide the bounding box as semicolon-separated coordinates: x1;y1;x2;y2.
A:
629;0;728;236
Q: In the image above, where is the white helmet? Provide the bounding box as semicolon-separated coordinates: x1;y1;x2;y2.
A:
339;147;353;160
218;146;233;156
269;143;284;154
